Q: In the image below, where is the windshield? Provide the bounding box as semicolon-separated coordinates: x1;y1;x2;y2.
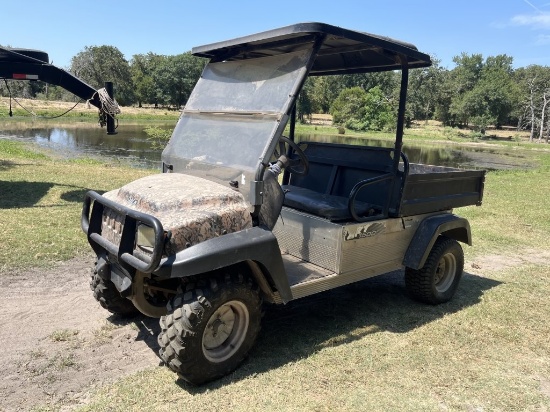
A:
162;49;311;172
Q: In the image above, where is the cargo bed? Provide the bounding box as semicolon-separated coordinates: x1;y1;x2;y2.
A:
282;142;485;222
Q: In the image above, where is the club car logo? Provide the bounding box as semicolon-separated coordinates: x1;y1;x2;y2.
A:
344;222;385;241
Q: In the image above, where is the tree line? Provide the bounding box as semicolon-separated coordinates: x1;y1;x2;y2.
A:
2;44;550;141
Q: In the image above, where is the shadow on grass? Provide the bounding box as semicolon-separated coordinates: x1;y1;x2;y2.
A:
0;160;21;171
122;270;500;391
0;180;93;208
0;181;54;208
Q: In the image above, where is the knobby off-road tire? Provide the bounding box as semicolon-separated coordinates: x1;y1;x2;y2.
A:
158;273;262;385
405;236;464;304
90;270;139;317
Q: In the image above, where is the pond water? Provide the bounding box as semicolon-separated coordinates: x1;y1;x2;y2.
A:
0;120;534;170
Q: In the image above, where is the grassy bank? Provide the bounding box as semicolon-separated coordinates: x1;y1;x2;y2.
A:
1;134;549;410
0;96;181;121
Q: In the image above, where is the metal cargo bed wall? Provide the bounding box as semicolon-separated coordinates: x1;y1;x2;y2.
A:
396;165;486;217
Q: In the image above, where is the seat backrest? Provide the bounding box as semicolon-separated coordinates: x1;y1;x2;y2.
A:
288;142;396;205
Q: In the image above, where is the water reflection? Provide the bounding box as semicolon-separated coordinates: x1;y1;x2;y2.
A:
0;121;533;170
0;121;171;169
300;134;532;170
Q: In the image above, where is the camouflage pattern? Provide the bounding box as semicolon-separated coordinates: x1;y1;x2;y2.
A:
101;173;252;255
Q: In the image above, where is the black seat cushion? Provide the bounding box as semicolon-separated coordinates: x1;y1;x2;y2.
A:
282;185;372;221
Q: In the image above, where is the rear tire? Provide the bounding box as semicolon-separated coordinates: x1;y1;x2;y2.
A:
405;236;464;304
158;272;261;385
90;270;139;317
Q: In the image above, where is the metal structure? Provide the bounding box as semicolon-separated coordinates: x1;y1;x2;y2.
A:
0;46;117;134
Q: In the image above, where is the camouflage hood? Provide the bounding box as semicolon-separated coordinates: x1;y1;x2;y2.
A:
102;173;253;254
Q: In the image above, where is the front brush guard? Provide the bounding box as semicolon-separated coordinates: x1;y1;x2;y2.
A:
82;191;165;273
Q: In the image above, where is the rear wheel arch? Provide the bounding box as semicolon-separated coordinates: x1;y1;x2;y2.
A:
403;214;471;270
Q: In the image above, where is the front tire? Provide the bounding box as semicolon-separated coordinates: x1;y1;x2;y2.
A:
90;271;139;317
405;236;464;304
158;273;261;385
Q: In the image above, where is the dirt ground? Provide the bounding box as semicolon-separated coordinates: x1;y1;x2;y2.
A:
1;250;550;411
0;254;162;412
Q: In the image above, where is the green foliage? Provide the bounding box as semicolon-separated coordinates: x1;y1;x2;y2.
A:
330;87;367;128
149;53;205;108
408;56;445;121
469;114;495;134
330;86;396;132
438;53;520;128
443;126;461;140
297;78;314;121
144;126;173;149
70;45;134;105
311;76;344;113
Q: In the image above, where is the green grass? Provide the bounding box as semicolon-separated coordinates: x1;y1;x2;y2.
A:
0;140;153;270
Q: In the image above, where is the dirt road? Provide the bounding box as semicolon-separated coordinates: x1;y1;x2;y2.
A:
0;255;162;411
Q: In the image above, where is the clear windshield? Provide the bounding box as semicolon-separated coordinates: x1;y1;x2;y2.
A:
162;49;311;172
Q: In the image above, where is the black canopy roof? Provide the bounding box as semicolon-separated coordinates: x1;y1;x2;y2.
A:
192;22;432;75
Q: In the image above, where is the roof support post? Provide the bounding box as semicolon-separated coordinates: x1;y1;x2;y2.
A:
393;57;409;173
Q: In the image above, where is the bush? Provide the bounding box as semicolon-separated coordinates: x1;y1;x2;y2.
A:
144;126;173;149
330;86;396;132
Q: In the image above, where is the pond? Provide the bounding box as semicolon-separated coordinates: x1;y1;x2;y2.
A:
0;120;535;170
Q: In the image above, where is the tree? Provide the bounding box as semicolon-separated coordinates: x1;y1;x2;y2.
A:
311;76;343;113
440;53;518;131
514;65;550;141
296;77;314;122
70;45;134;105
408;56;445;123
330;86;396;132
151;53;204;108
130;53;161;107
330;86;368;129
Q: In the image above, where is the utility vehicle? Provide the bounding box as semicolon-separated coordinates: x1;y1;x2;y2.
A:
81;23;485;384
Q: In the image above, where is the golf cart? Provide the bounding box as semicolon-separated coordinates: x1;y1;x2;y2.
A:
81;23;485;384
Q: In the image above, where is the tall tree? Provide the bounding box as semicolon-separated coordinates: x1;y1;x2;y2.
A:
407;56;445;123
151;53;204;107
514;65;550;141
70;45;134;105
130;52;162;107
441;53;518;131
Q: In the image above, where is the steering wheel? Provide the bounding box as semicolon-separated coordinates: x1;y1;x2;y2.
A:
273;136;309;175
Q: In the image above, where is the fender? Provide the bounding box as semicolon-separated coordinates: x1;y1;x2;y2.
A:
403;213;471;270
155;226;292;303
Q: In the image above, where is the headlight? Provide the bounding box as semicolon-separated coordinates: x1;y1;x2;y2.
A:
136;224;156;248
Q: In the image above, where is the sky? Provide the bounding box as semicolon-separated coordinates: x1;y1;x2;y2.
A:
1;0;550;70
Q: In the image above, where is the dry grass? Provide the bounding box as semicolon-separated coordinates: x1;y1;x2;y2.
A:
0;96;180;120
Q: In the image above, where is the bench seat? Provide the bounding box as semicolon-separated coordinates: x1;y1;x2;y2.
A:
282;185;375;221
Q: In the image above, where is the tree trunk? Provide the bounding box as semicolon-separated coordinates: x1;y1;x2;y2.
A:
539;92;548;143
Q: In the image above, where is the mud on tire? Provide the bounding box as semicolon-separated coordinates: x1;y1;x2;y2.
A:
158;272;262;385
90;270;139;317
405;236;464;304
